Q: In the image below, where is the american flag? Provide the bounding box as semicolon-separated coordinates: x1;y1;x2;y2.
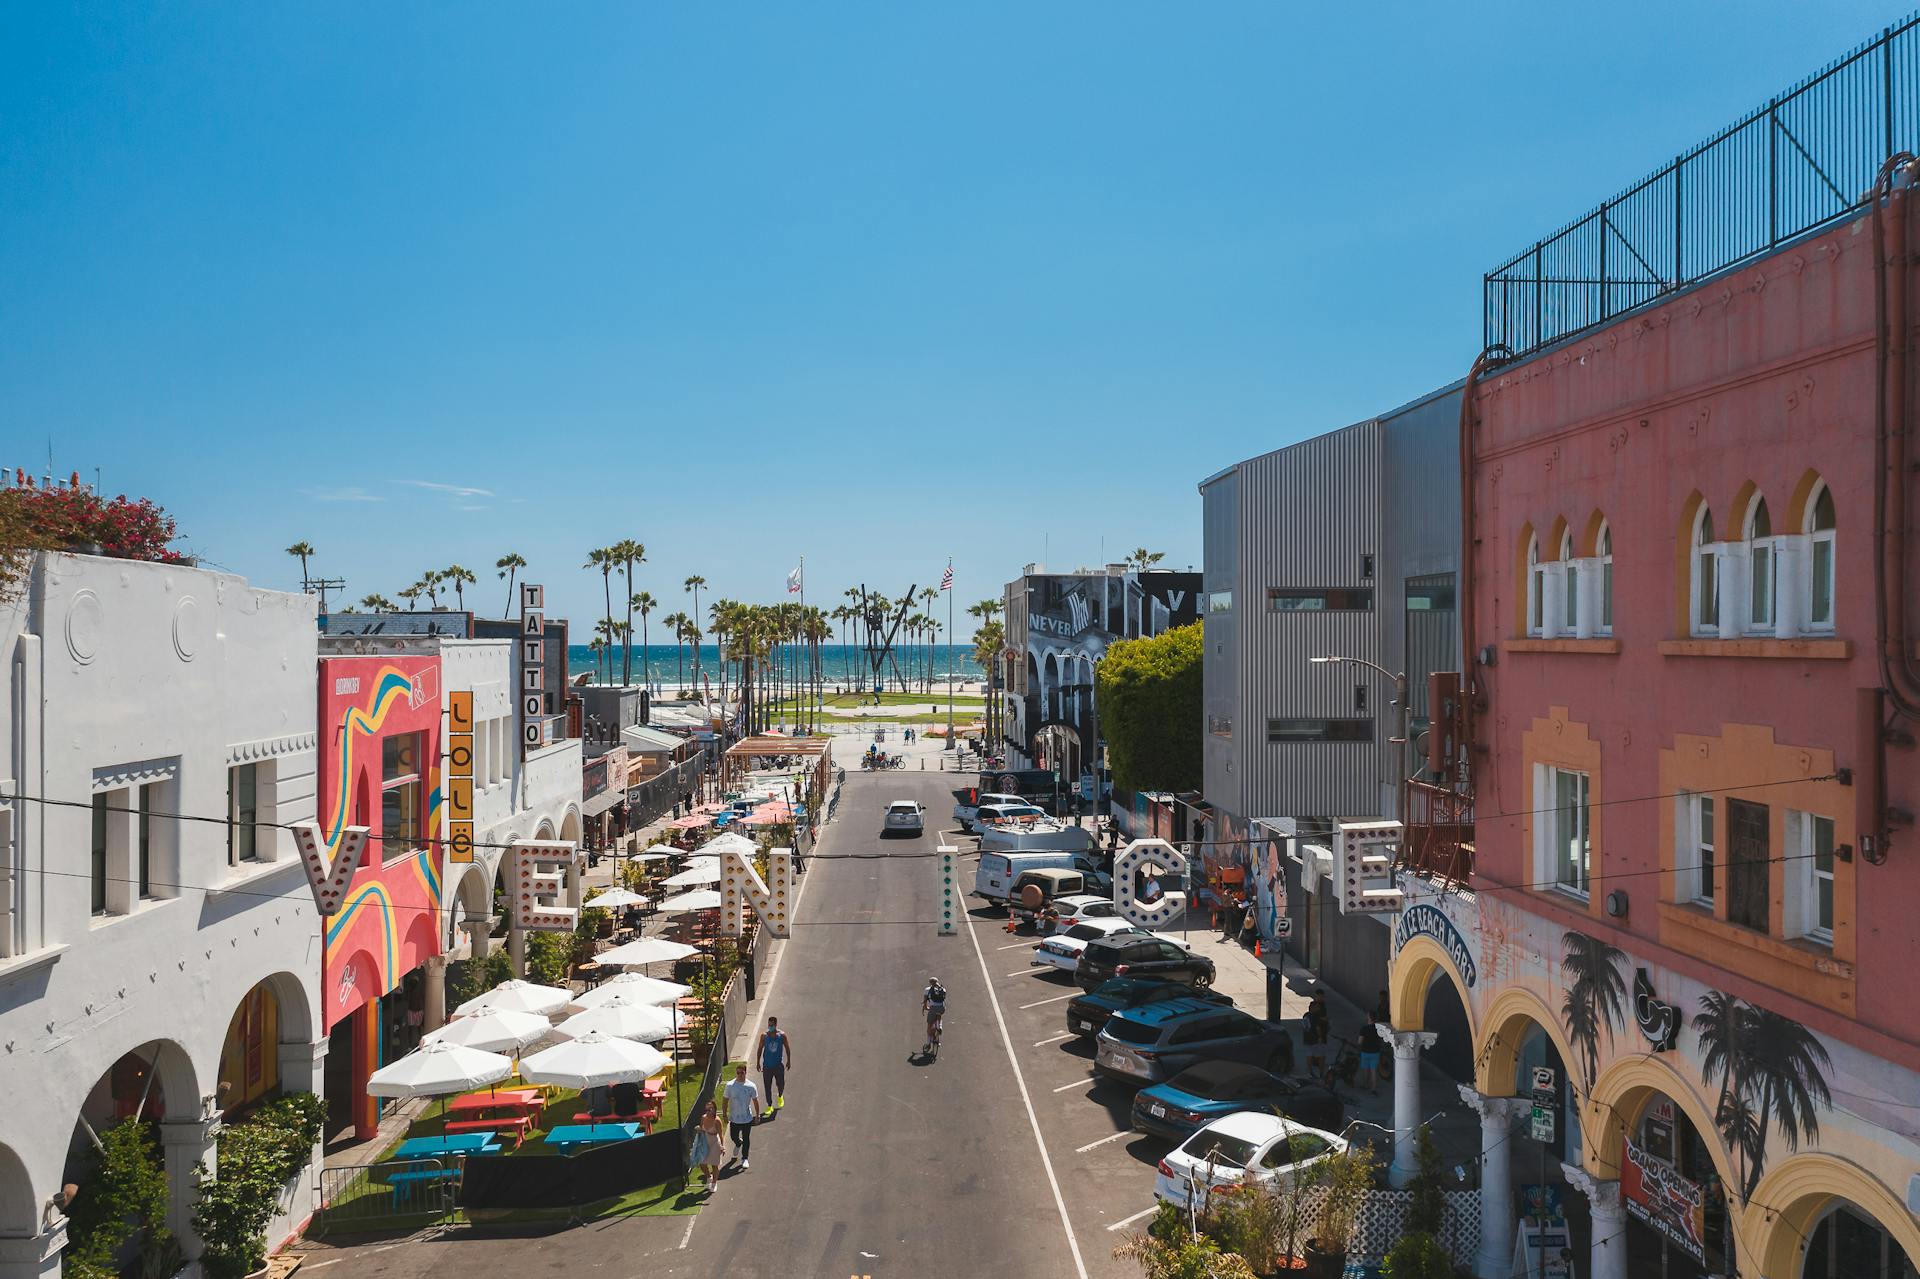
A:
940;563;954;591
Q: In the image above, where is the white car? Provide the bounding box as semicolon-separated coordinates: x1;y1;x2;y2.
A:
883;800;925;836
954;791;1026;832
1047;894;1123;933
1153;1112;1348;1214
1031;919;1147;973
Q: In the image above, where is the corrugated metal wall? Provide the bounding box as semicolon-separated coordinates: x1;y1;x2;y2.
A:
1201;471;1240;818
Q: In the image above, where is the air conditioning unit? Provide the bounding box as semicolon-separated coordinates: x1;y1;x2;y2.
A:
1336;820;1404;915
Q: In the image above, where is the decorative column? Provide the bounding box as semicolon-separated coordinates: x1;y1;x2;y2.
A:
1384;1026;1437;1187
158;1113;221;1259
423;955;448;1032
0;1220;66;1279
465;916;495;963
1460;1086;1528;1279
508;923;526;978
1562;1162;1627;1279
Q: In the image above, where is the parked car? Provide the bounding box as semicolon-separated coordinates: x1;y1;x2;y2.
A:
1064;978;1233;1040
1153;1112;1347;1214
1075;933;1215;991
953;790;1027;832
1045;894;1123;933
882;800;924;836
1010;870;1114;925
1093;999;1295;1085
974;850;1109;905
1131;1060;1344;1140
1032;919;1149;974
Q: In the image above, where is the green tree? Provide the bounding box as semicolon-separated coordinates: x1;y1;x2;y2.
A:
1095;622;1202;794
1380;1231;1453;1279
286;541;315;590
65;1119;171;1279
495;551;526;616
358;594;396;611
525;930;572;986
613;539;646;684
1127;547;1165;571
442;564;476;611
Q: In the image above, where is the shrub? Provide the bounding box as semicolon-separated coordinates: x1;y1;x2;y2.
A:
1113;1227;1258;1279
524;931;572;987
193;1092;327;1279
65;1119;171;1279
1406;1124;1446;1238
1095;622;1202;794
1380;1230;1453;1279
1308;1141;1377;1252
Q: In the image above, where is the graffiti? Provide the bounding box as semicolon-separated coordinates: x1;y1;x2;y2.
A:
1393;902;1478;988
1621;1137;1707;1262
1692;990;1833;1200
1560;930;1628;1091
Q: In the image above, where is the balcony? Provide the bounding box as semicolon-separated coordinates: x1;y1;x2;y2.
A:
1401;779;1473;888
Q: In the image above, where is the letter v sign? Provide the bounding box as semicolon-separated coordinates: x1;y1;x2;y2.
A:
291;823;373;916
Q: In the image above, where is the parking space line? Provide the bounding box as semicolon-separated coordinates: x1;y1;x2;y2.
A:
1107;1206;1158;1233
1033;1033;1073;1047
1052;1078;1092;1093
1004;967;1047;979
1075;1131;1130;1154
997;939;1036;950
1019;992;1077;1010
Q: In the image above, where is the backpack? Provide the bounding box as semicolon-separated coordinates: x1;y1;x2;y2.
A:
926;985;947;1014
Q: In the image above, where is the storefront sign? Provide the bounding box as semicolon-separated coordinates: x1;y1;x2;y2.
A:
290;822;370;915
519;583;547;756
447;691;474;864
721;847;793;939
1393;901;1479;987
1114;839;1187;928
511;839;579;932
1621;1136;1707;1263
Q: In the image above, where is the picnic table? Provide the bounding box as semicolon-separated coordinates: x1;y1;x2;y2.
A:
393;1132;499;1159
447;1088;542;1116
545;1122;641;1153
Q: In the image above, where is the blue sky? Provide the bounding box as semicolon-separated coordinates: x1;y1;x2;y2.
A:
0;1;1900;628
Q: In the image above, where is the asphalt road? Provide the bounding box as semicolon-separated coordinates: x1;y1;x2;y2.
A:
658;762;1099;1279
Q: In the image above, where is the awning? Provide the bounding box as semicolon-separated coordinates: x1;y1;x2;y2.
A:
621;724;688;755
581;786;627;818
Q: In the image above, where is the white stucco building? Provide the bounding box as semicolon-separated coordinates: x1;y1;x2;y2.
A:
0;553;324;1279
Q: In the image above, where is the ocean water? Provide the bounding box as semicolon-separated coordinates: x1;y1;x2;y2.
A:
567;642;983;689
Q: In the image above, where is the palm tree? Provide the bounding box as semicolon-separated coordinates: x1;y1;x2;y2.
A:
360;593;397;611
443;564;476;612
586;635;607;685
1127;548;1165;571
612;540;646;685
661;611;688;690
632;591;657;691
1692;991;1833;1199
495;552;526;615
683;575;707;683
417;570;445;608
585;547;616;670
397;582;423;608
1559;930;1628;1092
286;541;315;591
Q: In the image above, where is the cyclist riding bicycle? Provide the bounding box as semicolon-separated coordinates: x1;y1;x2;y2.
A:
922;979;948;1054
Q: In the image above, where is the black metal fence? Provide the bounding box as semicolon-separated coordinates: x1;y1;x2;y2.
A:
1486;15;1920;358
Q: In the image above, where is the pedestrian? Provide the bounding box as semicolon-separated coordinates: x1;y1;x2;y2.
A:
1239;901;1259;950
757;1016;793;1117
690;1100;725;1187
722;1064;760;1170
1141;869;1163;904
1304;990;1331;1078
1355;1019;1384;1093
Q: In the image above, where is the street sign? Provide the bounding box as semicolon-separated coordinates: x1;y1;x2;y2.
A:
1530;1065;1556;1092
1273;917;1293;939
1530;1105;1556;1142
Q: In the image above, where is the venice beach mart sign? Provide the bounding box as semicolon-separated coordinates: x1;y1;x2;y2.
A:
1393;901;1478;988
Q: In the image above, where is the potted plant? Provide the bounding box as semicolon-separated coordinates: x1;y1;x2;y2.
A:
1301;1144;1376;1279
193;1093;326;1279
1380;1230;1452;1279
1203;1141;1324;1274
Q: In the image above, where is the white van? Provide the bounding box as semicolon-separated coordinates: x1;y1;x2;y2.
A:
953;791;1027;832
975;850;1109;906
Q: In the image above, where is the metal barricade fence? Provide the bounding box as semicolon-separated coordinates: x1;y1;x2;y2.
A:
312;1157;457;1234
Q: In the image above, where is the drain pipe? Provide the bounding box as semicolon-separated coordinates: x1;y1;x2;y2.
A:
1457;345;1510;770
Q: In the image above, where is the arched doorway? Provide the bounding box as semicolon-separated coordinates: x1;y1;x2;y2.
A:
1389;936;1477;1087
1801;1202;1917;1279
1600;1082;1737;1279
0;1139;35;1241
217;980;283;1116
62;1040;199;1272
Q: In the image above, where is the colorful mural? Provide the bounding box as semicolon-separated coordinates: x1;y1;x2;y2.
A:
317;656;445;1032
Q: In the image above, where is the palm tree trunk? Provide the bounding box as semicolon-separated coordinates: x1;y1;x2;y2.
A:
642;615;651;691
503;566;516;617
622;564;634;685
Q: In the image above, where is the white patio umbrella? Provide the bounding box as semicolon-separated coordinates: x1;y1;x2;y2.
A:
423;1008;553;1053
661;864;721;888
556;995;684;1043
453;978;571;1018
584;887;651;910
520;1030;670;1088
659;889;723;913
598;936;699;966
696;832;756;856
569;973;692;1011
364;1040;515;1150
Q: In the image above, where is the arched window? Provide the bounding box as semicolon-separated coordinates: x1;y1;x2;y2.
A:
1597;520;1614;634
1747;496;1775;629
1807;480;1836;630
1559;528;1577;631
1526;532;1543;637
1691;505;1718;635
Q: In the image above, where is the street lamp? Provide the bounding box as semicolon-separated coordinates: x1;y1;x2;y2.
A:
1308;655;1411;821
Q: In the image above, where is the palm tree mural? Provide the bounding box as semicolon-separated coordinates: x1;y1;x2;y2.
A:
1692;990;1832;1200
1560;930;1629;1092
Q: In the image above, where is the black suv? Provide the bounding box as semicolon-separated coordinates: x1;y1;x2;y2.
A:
1075;934;1216;991
1064;977;1233;1040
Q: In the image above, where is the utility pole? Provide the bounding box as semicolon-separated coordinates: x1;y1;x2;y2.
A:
945;558;955;749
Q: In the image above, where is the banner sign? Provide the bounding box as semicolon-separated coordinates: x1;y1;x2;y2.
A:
519;583;547;756
1393;901;1479;987
1621;1137;1707;1262
448;691;474;864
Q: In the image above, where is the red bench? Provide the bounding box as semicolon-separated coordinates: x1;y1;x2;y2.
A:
443;1115;532;1146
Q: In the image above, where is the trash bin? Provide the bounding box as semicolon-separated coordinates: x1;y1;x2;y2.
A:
1265;963;1284;1023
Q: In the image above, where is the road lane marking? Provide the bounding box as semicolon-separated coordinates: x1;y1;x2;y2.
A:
1019;992;1077;1009
1107;1206;1158;1232
1075;1131;1130;1153
1052;1078;1092;1092
1033;1033;1073;1047
964;888;1091;1279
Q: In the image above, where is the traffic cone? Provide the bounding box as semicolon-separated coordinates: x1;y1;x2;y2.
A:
1254;941;1261;958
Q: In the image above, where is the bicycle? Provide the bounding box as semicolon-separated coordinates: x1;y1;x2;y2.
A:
1317;1035;1361;1090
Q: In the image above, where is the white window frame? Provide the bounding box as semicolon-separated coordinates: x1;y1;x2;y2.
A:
1597;521;1614;636
1691;505;1719;637
1676;791;1715;907
1535;764;1592;899
1806;480;1836;634
1559;529;1579;633
1746;497;1777;632
1786;810;1835;944
229;763;263;866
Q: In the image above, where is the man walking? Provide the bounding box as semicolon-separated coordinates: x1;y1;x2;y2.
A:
757;1016;793;1118
722;1064;760;1170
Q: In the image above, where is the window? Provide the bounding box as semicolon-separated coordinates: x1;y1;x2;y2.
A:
1527;533;1544;636
1354;684;1368;713
1266;718;1373;743
1807;482;1836;631
1207;715;1233;738
381;732;424;852
229;764;260;864
1207;590;1234;614
1597;521;1614;634
1535;766;1591;897
1726;798;1771;933
1266;588;1373;612
1405;575;1456;611
1677;792;1715;906
1360;553;1375;580
138;784;155;899
1747;497;1776;630
91;793;109;915
1692;506;1718;635
1788;811;1836;943
1560;529;1578;631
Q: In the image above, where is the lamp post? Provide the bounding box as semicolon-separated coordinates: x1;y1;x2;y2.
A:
1308;655;1411;822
